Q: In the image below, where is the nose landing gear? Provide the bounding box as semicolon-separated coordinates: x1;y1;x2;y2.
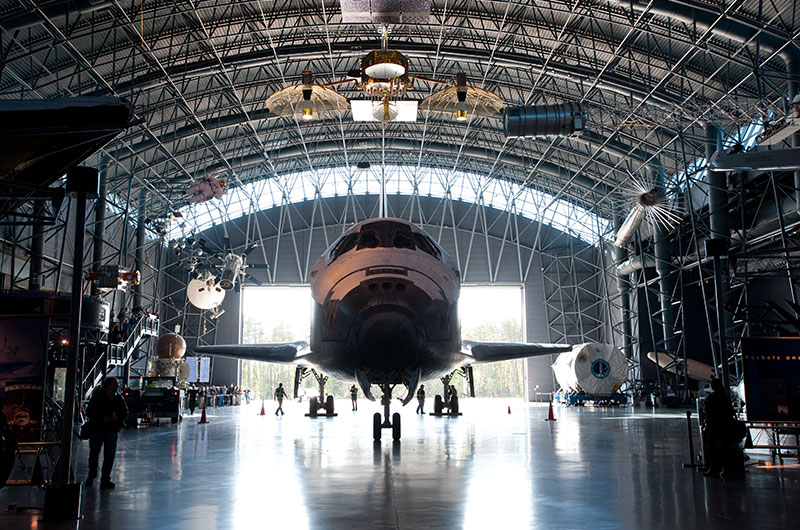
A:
373;384;401;441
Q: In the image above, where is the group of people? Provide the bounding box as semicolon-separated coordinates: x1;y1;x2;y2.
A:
109;306;157;344
184;385;251;414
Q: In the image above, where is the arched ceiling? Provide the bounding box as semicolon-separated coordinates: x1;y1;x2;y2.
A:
1;0;795;222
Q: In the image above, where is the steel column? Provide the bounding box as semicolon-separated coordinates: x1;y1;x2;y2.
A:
29;200;44;291
613;210;633;359
705;124;732;390
134;188;146;310
654;223;676;354
90;160;108;297
54;167;98;492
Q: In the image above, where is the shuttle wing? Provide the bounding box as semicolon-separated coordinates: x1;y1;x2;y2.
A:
462;341;572;363
191;342;309;364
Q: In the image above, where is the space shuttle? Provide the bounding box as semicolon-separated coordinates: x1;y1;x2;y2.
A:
194;218;574;439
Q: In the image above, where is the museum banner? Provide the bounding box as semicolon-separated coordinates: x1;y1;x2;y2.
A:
0;317;48;442
741;337;800;422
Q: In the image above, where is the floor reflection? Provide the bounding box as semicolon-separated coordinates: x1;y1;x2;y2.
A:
0;399;797;530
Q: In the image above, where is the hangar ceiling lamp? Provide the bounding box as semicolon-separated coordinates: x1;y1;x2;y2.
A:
418;72;505;122
264;70;348;121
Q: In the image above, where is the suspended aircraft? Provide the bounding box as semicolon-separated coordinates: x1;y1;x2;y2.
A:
194;218;576;440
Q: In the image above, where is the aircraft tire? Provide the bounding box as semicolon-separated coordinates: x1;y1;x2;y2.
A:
434;395;443;414
309;397;319;416
373;413;382;441
450;396;459;415
171;416;179;424
392;412;401;441
325;395;334;414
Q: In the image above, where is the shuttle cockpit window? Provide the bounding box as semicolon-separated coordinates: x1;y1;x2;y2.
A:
330;232;358;262
393;230;414;250
358;221;412;249
357;229;380;249
414;233;441;259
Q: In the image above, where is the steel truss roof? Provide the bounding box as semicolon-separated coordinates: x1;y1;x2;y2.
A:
1;0;795;231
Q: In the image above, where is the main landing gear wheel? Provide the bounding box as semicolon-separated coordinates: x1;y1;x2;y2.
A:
434;395;443;414
325;395;334;415
373;413;382;441
309;396;318;416
392;412;401;441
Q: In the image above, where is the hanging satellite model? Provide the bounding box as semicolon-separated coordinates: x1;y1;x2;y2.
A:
219;253;244;291
263;26;585;133
262;0;585;129
186;175;227;204
613;171;683;247
186;271;225;311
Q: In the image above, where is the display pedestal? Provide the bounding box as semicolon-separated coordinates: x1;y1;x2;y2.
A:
43;482;82;521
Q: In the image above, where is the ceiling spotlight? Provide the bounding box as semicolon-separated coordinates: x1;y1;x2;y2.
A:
455;101;468;122
300;96;314;121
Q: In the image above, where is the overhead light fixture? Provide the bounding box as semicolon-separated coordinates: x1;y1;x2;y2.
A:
265;70;348;121
455;101;468;122
419;72;504;122
455;73;469;122
300;86;314;121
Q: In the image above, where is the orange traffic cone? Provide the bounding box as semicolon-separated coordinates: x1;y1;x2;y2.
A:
508;405;511;414
545;400;556;422
198;402;208;424
259;399;265;416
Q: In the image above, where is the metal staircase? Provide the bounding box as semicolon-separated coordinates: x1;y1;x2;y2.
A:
81;317;159;399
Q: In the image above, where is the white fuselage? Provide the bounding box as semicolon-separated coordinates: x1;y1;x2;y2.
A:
306;218;465;386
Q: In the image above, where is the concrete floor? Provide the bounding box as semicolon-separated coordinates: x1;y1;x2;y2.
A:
1;398;798;529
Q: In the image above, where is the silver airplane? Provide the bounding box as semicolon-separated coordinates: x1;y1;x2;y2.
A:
194;218;572;440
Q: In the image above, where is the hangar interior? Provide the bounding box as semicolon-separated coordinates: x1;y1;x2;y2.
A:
0;0;799;528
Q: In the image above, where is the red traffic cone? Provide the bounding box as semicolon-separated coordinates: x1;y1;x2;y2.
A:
508;405;511;414
198;402;208;424
545;400;556;422
259;399;266;416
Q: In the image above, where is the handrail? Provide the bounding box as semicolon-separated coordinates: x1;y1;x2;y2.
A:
81;316;159;397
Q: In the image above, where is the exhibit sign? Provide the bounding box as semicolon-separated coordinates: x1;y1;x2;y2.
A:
0;317;48;441
741;337;800;422
185;356;198;383
198;357;211;383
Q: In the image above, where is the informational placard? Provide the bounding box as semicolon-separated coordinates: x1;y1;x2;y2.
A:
0;317;48;398
198;357;211;383
185;356;198;383
0;317;48;442
741;337;800;422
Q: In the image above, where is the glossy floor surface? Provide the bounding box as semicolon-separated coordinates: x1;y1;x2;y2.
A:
1;399;798;529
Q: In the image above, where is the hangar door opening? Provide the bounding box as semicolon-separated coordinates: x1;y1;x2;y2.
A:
460;286;526;397
239;285;526;398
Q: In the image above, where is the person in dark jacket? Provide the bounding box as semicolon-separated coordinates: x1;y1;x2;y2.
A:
85;377;128;489
187;386;198;415
702;377;734;478
350;385;358;411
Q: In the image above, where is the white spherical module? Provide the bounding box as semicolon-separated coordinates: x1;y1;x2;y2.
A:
186;277;225;310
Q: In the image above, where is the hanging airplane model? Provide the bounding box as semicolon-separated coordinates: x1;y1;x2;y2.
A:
193;218;581;440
